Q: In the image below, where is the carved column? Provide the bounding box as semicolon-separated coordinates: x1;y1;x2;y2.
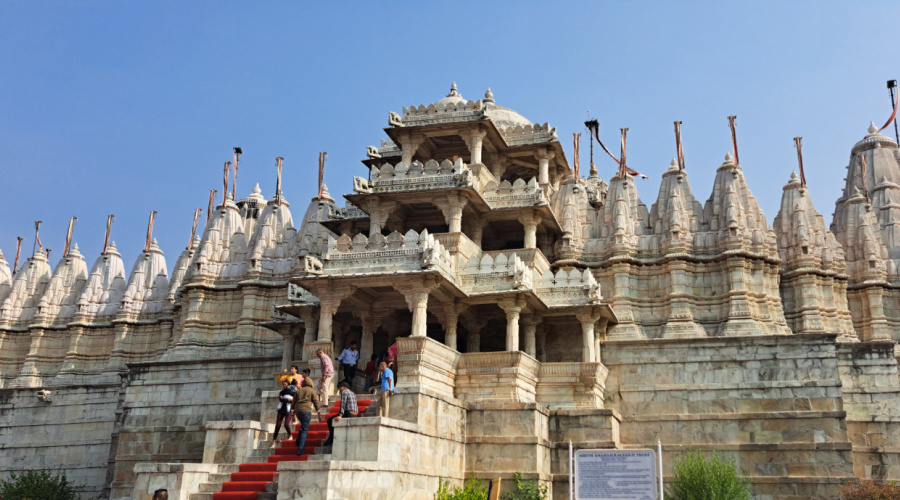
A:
435;195;469;233
522;315;540;358
355;309;386;366
463;217;484;247
488;154;507;180
462;315;487;353
535;148;556;187
281;330;296;368
500;298;525;352
361;199;398;237
518;211;542;249
396;279;439;338
443;311;460;351
398;132;425;165
536;323;547;362
459;128;488;165
576;310;603;363
595;318;608;365
316;287;355;341
299;308;319;361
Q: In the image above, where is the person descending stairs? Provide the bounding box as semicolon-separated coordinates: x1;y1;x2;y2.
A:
210;397;373;500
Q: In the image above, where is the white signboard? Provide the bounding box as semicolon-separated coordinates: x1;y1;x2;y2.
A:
575;449;658;500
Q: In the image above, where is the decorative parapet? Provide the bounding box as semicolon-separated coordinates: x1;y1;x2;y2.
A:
456;351;540;403
392;100;484;128
536;362;608;409
535;268;602;307
481;177;546;209
460;252;534;295
353;159;472;195
323;229;455;280
498;122;557;146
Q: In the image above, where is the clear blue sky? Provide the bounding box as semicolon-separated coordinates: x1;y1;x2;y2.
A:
2;1;898;267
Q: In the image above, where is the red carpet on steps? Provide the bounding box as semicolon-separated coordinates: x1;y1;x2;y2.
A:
211;398;371;500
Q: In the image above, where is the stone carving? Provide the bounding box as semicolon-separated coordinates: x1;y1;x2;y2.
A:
36;389;51;402
498;122;557;146
302;256;323;275
287;283;320;304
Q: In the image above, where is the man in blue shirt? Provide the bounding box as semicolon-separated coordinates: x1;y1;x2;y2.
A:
377;361;394;418
337;341;360;387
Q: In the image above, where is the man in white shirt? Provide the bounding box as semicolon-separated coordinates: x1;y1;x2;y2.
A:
337;341;360;387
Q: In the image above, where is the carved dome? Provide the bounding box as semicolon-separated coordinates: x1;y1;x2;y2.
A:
430;83;534;130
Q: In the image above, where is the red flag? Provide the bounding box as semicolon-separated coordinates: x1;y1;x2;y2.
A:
793;137;806;186
881;87;900;132
674;121;686;171
189;208;201;249
728;116;740;167
573;133;581;181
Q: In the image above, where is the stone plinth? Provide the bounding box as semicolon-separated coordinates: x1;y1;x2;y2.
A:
456;351;539;403
131;463;219;500
277;416;465;500
396;335;459;397
202;420;273;465
536;362;608;409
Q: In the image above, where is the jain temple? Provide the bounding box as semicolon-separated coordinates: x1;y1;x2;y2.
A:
1;83;900;499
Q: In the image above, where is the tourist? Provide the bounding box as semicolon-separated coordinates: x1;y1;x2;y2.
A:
323;381;358;446
377;361;394;417
363;354;378;392
273;380;295;441
316;348;335;408
386;342;397;371
337;341;360;387
279;364;302;386
152;489;168;500
294;377;320;455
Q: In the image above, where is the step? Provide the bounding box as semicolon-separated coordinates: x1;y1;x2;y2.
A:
198;482;221;493
230;471;276;482
239;462;278;473
308;453;333;461
212;493;260;500
188;494;214;500
207;473;232;483
217;464;241;474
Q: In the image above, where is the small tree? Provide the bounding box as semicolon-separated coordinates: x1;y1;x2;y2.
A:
0;469;80;500
500;472;548;500
436;474;488;500
667;450;751;500
841;479;900;500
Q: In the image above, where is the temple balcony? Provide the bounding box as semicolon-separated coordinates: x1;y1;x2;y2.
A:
313;229;456;282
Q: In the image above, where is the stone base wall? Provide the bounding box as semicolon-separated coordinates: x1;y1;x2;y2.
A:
0;383;121;499
603;334;855;499
108;356;279;499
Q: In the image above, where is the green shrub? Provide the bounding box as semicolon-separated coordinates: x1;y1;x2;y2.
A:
0;469;80;500
436;474;488;500
500;472;548;500
667;450;751;500
841;479;900;499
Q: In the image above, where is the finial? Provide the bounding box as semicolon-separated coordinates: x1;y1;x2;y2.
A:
589;161;597;177
318;183;334;202
484;87;494;104
790;170;799;181
253;183;262;195
669;158;678;171
868;121;878;134
448;82;459;97
724;152;733;162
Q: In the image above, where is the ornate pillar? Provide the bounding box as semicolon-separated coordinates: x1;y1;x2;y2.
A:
355;310;386;366
595;318;608;365
361;199;398;237
299;308;319;361
463;217;484;246
281;330;296;368
518;211;542;249
576;310;603;363
398;132;425;165
440;303;465;351
488;154;507;180
535;148;556;187
316;287;355;341
462;315;487;353
500;298;525;352
435;195;468;233
396;278;439;338
522;315;540;358
536;323;548;362
459;128;488;165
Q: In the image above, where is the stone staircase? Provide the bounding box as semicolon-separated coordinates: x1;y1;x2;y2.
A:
189;395;375;500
